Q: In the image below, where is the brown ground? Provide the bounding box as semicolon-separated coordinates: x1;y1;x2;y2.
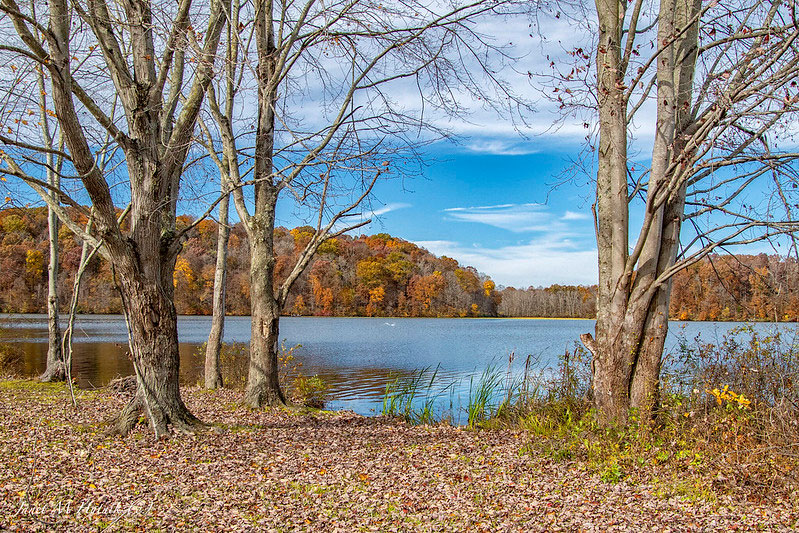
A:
0;380;796;531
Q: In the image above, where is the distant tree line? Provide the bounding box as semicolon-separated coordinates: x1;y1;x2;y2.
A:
498;254;799;322
498;285;597;318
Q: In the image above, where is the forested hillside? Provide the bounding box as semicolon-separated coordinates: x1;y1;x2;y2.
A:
2;207;798;321
670;254;799;321
0;207;500;317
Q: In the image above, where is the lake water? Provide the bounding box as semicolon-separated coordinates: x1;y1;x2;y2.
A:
1;314;796;417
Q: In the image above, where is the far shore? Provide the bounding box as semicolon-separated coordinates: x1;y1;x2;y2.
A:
2;312;798;324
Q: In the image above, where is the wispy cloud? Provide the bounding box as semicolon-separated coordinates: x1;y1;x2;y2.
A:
370;202;411;217
443;203;595;236
464;140;540;156
561;210;590;221
443;203;569;233
444;204;517;211
415;238;597;287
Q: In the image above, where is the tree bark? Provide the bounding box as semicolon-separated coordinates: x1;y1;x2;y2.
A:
112;271;201;436
629;188;687;413
240;0;286;408
592;0;632;425
589;0;701;425
243;210;286;408
39;166;65;382
204;190;229;389
37;66;64;383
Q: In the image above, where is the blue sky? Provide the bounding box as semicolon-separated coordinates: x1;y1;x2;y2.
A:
275;142;601;289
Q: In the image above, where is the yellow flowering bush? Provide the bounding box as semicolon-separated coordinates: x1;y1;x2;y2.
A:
706;385;751;409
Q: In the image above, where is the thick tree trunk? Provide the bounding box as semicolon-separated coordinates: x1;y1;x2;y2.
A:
204;192;229;389
244;220;286;408
591;318;638;424
111;274;201;436
629;289;669;413
589;0;700;426
242;0;284;408
629;191;686;414
592;0;631;425
617;0;697;418
40;199;65;382
609;0;676;420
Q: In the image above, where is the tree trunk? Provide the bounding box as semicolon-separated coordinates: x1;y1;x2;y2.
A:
204;191;229;389
629;0;699;414
242;0;284;408
592;0;631;425
112;273;201;436
589;0;700;426
591;317;639;424
37;65;64;383
244;218;286;408
40;189;65;382
629;189;686;413
629;288;669;413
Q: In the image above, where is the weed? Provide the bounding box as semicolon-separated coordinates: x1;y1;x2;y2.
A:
0;343;22;376
193;341;330;407
467;366;504;427
382;365;454;423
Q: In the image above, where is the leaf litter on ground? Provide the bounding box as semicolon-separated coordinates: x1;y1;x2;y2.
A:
0;379;796;531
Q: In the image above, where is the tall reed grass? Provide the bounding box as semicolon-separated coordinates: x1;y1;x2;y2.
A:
380;347;591;427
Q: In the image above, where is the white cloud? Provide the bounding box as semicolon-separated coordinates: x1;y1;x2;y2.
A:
370;202;411;217
444;204;517;211
561;210;590;221
464;140;541;156
443;203;566;233
415;239;597;287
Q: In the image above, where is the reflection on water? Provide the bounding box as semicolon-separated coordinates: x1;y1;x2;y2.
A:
1;314;796;415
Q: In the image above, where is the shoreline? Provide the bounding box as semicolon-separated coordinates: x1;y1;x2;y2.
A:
2;312;798;324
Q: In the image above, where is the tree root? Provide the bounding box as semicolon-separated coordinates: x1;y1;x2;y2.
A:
38;362;66;383
105;390;204;438
243;384;286;409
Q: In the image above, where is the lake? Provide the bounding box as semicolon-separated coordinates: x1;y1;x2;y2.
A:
1;314;796;417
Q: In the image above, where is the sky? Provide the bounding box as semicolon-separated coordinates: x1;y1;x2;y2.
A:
268;5;607;289
5;1;794;290
269;115;604;289
318;145;601;289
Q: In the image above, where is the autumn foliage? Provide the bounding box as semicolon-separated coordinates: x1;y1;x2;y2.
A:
497;254;799;321
0;208;500;318
669;254;799;322
3;207;798;321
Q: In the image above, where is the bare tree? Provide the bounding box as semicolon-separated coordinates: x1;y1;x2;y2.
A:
0;0;229;435
203;177;230;390
195;0;528;407
549;0;799;424
35;64;65;382
196;1;239;391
